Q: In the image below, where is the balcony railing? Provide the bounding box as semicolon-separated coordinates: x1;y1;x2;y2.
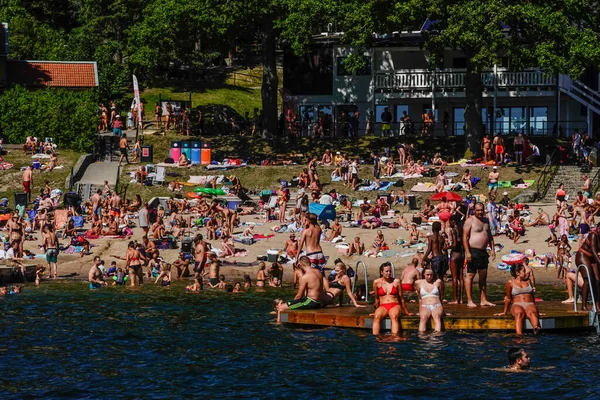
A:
375;68;556;90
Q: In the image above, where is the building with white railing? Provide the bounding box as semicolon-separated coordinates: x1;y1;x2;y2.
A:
283;31;600;138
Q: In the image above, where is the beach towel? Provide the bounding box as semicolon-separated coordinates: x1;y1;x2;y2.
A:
410;182;435;192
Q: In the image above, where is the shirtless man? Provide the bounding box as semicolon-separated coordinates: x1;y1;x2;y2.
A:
463;202;496;308
282;233;299;258
142;236;158;260
193;234;209;284
493;134;504;164
400;257;421;296
326;218;342;241
23;165;33;202
91;189;102;217
8;213;24;257
110;192;122;217
297;213;326;275
206;253;221;288
582;175;591;198
89;256;107;289
42;225;59;279
172;252;190;279
574;229;600;311
276;256;323;322
488;166;500;198
346;236;365;256
423;222;448;289
118;134;129;167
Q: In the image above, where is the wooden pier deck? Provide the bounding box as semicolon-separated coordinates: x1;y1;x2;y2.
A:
280;301;597;332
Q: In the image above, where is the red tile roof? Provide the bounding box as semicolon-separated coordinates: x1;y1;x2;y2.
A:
4;60;98;88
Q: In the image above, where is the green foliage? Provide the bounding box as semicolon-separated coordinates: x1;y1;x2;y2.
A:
0;86;98;152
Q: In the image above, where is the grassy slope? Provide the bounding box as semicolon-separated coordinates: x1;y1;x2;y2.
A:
120;135;543;206
0;149;83;201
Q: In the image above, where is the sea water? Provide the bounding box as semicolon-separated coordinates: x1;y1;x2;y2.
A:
1;282;599;399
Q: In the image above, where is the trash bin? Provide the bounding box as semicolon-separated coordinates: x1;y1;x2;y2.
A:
201;142;211;165
181;140;191;160
141;144;153;163
170;141;181;161
408;194;418;210
191;140;201;164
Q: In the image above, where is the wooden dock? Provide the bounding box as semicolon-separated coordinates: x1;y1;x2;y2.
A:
280;301;598;333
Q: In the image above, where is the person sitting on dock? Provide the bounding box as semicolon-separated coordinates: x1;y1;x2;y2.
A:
321;260;365;308
372;262;413;335
494;263;541;335
415;267;445;332
276;256;323;321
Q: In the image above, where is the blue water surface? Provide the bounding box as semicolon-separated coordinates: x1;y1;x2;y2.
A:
1;282;599;399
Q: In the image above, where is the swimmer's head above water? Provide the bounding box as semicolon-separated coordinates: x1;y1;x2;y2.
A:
508;347;530;370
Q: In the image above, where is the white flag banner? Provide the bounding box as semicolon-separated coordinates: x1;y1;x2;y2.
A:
133;75;142;128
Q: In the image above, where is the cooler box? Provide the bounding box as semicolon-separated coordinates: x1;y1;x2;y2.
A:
170;141;181;160
32;160;41;170
181;140;191;160
266;249;279;262
227;199;241;210
191;141;201;164
201;142;211;165
141;145;153;163
408;194;418;210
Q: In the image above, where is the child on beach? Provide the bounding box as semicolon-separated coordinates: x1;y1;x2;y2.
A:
113;268;126;285
35;265;45;286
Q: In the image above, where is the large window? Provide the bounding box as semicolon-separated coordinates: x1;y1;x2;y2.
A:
453;108;465;135
375;105;392;122
495;107;526;134
529;107;548;135
395;105;408;122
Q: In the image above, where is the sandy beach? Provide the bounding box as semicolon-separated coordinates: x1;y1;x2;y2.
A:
19;202;567;288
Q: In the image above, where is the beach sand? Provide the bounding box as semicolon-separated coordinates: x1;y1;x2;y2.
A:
20;203;569;288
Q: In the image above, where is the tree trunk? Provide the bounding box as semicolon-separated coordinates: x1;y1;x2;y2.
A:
261;19;278;139
464;70;484;158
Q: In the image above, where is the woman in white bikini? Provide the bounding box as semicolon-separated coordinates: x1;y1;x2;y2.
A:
415;267;444;332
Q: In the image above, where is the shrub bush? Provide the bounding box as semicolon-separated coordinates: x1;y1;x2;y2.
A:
0;86;98;152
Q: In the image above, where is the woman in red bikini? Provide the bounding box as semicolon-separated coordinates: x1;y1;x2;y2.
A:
372;262;413;335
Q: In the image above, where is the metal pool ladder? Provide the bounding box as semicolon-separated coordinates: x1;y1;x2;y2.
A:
352;261;369;303
573;264;599;333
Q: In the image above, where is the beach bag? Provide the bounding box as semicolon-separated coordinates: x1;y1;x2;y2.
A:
72;216;84;228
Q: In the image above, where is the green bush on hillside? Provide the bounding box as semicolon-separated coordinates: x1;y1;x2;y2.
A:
0;86;98;152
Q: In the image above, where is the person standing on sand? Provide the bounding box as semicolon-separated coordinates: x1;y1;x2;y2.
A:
297;213;326;275
193;234;209;287
207;253;221;288
463;202;496;308
91;189;102;217
23;165;33;202
42;225;59;279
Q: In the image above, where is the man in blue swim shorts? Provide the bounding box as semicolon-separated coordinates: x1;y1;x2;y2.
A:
487;166;499;198
88;256;107;289
276;256;323;322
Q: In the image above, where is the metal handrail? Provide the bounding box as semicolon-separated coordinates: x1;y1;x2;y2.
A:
389;261;397;279
352;261;369;303
535;147;559;200
574;264;597;313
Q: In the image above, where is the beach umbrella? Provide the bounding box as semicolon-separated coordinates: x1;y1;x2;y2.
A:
430;192;462;202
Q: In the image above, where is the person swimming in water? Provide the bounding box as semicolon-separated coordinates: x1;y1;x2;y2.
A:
507;347;531;371
372;262;412;335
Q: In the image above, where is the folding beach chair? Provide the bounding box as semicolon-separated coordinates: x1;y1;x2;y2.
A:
153;166;166;186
